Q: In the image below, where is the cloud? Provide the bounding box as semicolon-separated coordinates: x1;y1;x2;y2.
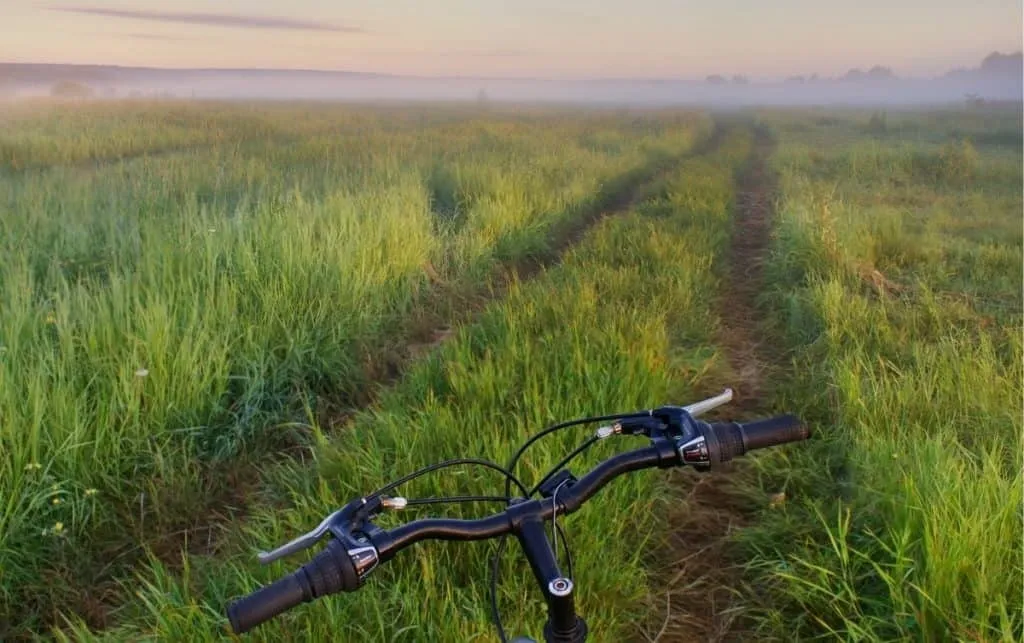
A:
122;32;198;42
445;49;531;58
48;6;363;33
342;48;532;58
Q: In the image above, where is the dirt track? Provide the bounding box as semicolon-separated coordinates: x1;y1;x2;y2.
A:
640;124;781;642
59;128;727;636
720;126;777;411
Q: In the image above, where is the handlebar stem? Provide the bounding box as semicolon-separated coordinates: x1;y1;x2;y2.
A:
517;516;563;592
516;518;586;642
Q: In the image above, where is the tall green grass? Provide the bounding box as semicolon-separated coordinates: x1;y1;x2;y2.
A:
49;126;753;641
743;109;1022;640
0;103;713;635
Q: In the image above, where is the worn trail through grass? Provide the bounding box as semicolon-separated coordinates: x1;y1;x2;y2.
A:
638;122;798;642
741;108;1023;642
17;123;727;640
50;123;758;642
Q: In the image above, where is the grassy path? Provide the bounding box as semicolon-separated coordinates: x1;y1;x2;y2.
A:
736;111;1022;641
637;122;807;642
664;112;1022;642
2;108;715;638
8;123;723;640
52;126;757;642
718;126;777;412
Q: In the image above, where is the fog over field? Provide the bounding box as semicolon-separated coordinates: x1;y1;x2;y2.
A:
2;52;1022;105
2;2;1021;106
1;3;1021;642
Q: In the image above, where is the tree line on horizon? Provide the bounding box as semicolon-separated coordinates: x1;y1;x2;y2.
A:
704;50;1022;85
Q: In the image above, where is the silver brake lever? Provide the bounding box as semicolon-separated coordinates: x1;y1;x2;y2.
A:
682;388;733;417
257;507;346;565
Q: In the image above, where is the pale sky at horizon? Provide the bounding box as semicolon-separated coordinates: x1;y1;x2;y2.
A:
2;1;1021;79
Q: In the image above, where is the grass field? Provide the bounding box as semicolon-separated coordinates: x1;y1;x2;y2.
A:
0;101;1020;641
743;108;1022;641
0;102;713;638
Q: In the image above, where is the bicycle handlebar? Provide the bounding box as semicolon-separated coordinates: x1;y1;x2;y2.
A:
227;403;809;636
228;539;361;634
382;445;667;553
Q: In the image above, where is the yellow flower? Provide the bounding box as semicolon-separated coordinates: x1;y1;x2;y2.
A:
24;462;42;471
52;522;65;535
84;488;98;497
51;497;63;505
45;313;57;325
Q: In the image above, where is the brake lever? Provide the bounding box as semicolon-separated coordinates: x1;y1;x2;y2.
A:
257;508;347;564
257;497;381;564
682;388;733;417
614;389;734;439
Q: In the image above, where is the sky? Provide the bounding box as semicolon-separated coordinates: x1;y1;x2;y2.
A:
2;1;1021;79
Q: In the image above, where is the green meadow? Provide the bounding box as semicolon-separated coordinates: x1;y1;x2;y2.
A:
0;101;1019;641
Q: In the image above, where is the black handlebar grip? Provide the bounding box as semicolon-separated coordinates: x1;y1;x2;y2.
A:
228;572;309;634
738;414;809;452
227;539;361;634
707;415;808;463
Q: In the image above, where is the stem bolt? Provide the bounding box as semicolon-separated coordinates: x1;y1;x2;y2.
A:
548;577;573;597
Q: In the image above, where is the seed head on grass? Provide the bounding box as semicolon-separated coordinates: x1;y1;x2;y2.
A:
43;522;66;537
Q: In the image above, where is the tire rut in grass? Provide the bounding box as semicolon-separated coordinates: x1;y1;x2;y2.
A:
718;125;778;412
640;123;783;642
41;126;726;638
359;124;726;401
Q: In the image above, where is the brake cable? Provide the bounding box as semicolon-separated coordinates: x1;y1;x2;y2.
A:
369;457;529;499
529;435;600;497
402;495;512;507
503;412;647;497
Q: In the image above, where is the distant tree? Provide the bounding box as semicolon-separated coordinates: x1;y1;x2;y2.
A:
705;74;727;85
103;86;118;98
476;88;490;110
980;51;1023;75
865;65;896;80
51;80;94;98
842;66;896;82
785;75;806;84
964;93;986;109
731;75;749;85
